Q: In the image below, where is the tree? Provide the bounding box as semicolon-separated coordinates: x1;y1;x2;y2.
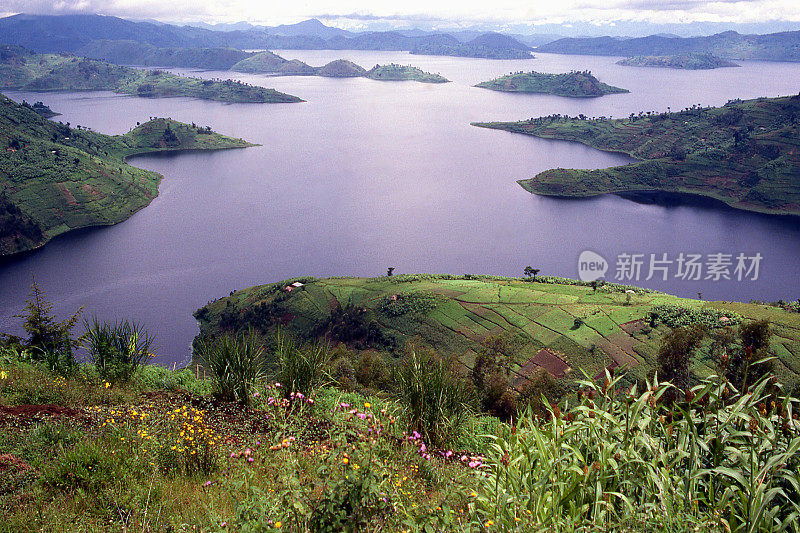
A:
725;320;773;393
387;267;395;277
523;266;540;281
15;279;82;374
656;324;705;396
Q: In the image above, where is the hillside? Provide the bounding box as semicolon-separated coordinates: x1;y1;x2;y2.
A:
0;95;254;256
76;40;252;70
617;53;740;69
316;59;367;77
193;275;800;391
539;30;800;61
411;33;533;60
473;95;800;215
0;47;302;103
475;70;628;97
365;64;449;83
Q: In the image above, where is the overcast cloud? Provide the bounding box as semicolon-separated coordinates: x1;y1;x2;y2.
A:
1;0;799;27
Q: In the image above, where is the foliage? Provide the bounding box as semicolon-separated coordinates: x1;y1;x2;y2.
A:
392;349;475;447
379;292;440;317
156;405;217;475
15;279;82;375
194;328;267;405
476;70;629;97
656;324;705;392
83;316;155;383
472;370;800;532
650;304;742;329
274;334;330;398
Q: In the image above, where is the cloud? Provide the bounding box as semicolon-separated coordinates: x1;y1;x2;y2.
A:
2;0;800;26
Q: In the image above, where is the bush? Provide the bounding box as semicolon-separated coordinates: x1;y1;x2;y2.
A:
275;334;330;398
83;317;155;383
650;304;742;329
392;349;474;447
194;328;266;405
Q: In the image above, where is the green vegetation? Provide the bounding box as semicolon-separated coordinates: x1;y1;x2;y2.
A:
233;52;449;83
617;53;740;69
2;275;800;531
366;63;449;83
0;46;302;103
473;94;800;215
83;317;155;384
475;70;629;97
0;95;255;255
194;275;800;393
77;41;252;70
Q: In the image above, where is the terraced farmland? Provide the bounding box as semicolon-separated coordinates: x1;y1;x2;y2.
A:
195;275;800;390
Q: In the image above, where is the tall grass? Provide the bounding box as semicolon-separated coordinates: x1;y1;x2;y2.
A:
194;328;266;404
392;348;474;447
83;317;155;383
274;333;330;397
472;369;800;532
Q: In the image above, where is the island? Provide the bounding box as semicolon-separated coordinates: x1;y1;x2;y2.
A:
617;53;740;69
472;94;800;216
0;94;255;256
365;64;449;83
475;71;628;98
232;53;450;83
0;46;302;104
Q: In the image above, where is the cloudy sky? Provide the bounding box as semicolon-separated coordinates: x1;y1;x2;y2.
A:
2;0;800;29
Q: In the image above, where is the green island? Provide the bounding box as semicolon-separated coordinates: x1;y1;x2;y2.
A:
233;52;450;83
2;273;799;530
0;45;302;103
617;53;740;69
0;94;255;256
475;70;629;98
474;95;800;215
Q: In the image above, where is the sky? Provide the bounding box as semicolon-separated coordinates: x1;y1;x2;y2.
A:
2;0;800;33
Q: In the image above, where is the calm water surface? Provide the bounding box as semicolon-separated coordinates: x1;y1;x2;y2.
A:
2;52;799;364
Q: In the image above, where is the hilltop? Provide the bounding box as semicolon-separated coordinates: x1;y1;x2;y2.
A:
475;70;628;97
617;53;740;69
0;95;254;256
473;95;800;215
194;275;800;391
366;64;449;83
0;46;302;104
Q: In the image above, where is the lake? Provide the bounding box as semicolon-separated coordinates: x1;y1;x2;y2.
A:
2;51;799;365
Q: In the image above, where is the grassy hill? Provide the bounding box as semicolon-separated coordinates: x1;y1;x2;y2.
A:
617;53;740;69
0;46;302;103
315;59;367;78
194;275;800;391
365;64;449;83
0;94;254;256
473;95;800;215
475;71;628;97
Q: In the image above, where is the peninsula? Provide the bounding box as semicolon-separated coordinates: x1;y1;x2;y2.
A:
473;95;800;216
617;53;740;69
0;95;255;256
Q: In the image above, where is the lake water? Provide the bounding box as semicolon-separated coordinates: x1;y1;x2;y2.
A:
2;51;800;365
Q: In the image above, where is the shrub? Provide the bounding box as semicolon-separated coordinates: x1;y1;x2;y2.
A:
275;334;330;398
83;317;155;383
650;304;742;329
194;328;266;405
392;349;474;447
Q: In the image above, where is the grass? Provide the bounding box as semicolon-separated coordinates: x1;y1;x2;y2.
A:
0;95;255;256
195;275;800;393
473;94;800;215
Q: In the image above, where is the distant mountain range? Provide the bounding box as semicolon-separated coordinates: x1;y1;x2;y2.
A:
539;30;800;61
0;14;535;59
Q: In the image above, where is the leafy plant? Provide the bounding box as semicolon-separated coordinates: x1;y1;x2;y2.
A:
392;348;475;447
194;328;266;404
83;317;155;383
275;333;330;398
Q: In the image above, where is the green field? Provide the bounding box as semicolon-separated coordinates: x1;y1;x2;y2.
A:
474;94;800;215
0;46;302;103
475;71;628;97
0;94;255;255
195;275;800;391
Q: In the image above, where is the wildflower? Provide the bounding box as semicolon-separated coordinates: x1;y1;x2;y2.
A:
253;392;260;398
104;381;110;388
343;457;349;464
0;370;6;380
364;402;371;409
274;522;281;528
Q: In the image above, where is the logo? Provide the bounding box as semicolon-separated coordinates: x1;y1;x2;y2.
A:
578;250;608;282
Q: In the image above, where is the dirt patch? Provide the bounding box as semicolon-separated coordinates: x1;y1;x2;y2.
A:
513;349;571;387
0;404;92;428
620;319;648;335
0;454;32;474
56;183;78;206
